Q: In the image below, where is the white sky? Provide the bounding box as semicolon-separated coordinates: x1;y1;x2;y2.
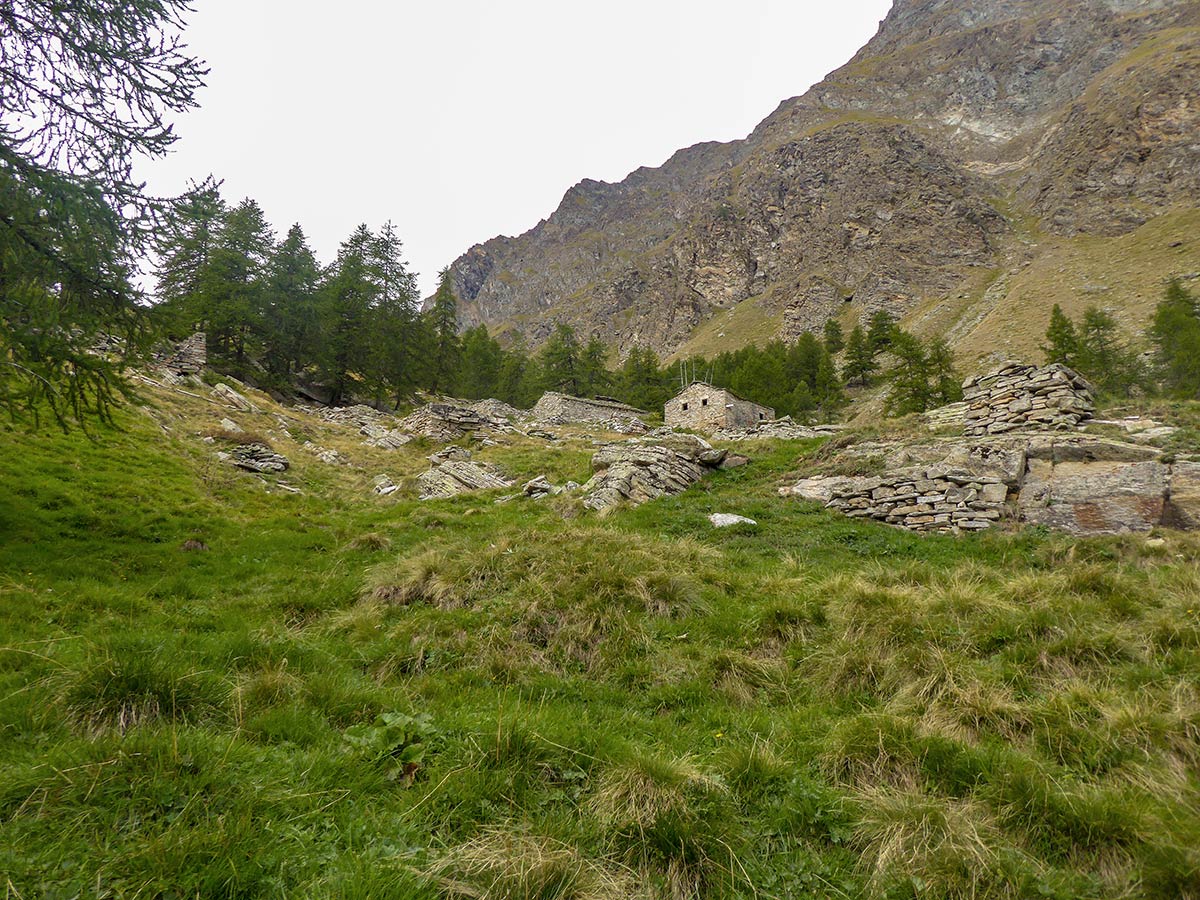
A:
138;1;893;294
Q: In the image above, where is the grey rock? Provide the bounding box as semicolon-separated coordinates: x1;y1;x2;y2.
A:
212;383;257;412
417;459;513;500
229;443;289;474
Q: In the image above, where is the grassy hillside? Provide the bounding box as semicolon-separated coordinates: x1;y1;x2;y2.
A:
2;386;1199;899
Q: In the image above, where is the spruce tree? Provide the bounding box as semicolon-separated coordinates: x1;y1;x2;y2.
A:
458;325;504;400
886;330;934;414
370;222;421;403
203;198;275;370
318;225;376;404
579;337;611;398
262;223;321;383
425;269;462;395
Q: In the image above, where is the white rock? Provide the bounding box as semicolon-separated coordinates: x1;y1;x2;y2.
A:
709;513;757;528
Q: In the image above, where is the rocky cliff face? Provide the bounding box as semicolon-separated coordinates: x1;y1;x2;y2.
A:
446;0;1200;359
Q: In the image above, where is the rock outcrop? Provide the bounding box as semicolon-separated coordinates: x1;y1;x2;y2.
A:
211;383;257;413
399;404;500;441
962;363;1095;436
581;434;736;510
417;459;513;500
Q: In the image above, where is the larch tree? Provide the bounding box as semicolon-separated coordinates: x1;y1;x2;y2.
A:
1;0;206;427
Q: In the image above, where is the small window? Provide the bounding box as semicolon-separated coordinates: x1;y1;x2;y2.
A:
682;402;688;411
701;398;708;407
759;412;766;420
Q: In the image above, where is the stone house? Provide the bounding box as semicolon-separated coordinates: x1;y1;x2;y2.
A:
664;382;774;433
531;391;648;424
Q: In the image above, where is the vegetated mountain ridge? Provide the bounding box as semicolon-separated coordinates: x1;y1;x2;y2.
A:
445;0;1200;365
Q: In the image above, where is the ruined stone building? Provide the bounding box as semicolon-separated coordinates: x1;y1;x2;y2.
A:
531;392;648;425
664;382;774;433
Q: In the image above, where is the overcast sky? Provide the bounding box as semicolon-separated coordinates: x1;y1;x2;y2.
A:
139;0;893;295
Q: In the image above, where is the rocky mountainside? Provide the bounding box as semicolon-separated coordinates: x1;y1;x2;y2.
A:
445;0;1200;364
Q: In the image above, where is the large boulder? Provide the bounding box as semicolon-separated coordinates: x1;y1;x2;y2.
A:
582;445;707;511
1016;459;1169;534
1166;461;1200;530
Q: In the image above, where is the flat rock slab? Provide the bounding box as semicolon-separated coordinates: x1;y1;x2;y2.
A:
417;460;513;500
1019;459;1169;534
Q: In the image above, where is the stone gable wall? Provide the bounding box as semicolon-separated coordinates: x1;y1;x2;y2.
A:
664;383;773;433
962;362;1094;437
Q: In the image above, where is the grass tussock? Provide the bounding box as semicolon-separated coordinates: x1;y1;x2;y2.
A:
428;828;649;900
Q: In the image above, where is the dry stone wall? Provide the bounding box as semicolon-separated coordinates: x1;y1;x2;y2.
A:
962;363;1095;436
783;434;1200;536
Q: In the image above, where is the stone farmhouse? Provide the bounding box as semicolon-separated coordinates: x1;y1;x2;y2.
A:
664;382;774;433
531;391;648;425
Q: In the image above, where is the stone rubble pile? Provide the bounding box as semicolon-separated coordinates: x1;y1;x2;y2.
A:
470;399;527;422
923;401;969;432
225;443;289;474
417;458;514;500
962;363;1095;436
372;474;399;496
600;416;650;435
581;434;742;511
309;404;392;428
399;403;502;441
161;332;206;376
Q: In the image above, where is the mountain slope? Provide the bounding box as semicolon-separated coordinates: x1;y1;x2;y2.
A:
446;0;1200;363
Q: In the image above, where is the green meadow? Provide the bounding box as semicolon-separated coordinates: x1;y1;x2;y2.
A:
1;388;1198;899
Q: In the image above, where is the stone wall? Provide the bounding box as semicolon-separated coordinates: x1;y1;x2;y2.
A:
783;434;1200;536
790;466;1010;533
962;363;1094;437
531;392;648;425
162;332;206;375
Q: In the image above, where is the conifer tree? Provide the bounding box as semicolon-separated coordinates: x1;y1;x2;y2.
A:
318;225;376;404
204;198;275;370
842;325;877;386
458;325;504;400
885;330;934;414
1149;279;1200;397
1;0;206;426
370;222;421;403
425;269;461;394
262;223;320;383
539;324;584;395
579;337;611;398
1042;304;1079;368
823;319;845;355
867;310;897;354
154;179;226;335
